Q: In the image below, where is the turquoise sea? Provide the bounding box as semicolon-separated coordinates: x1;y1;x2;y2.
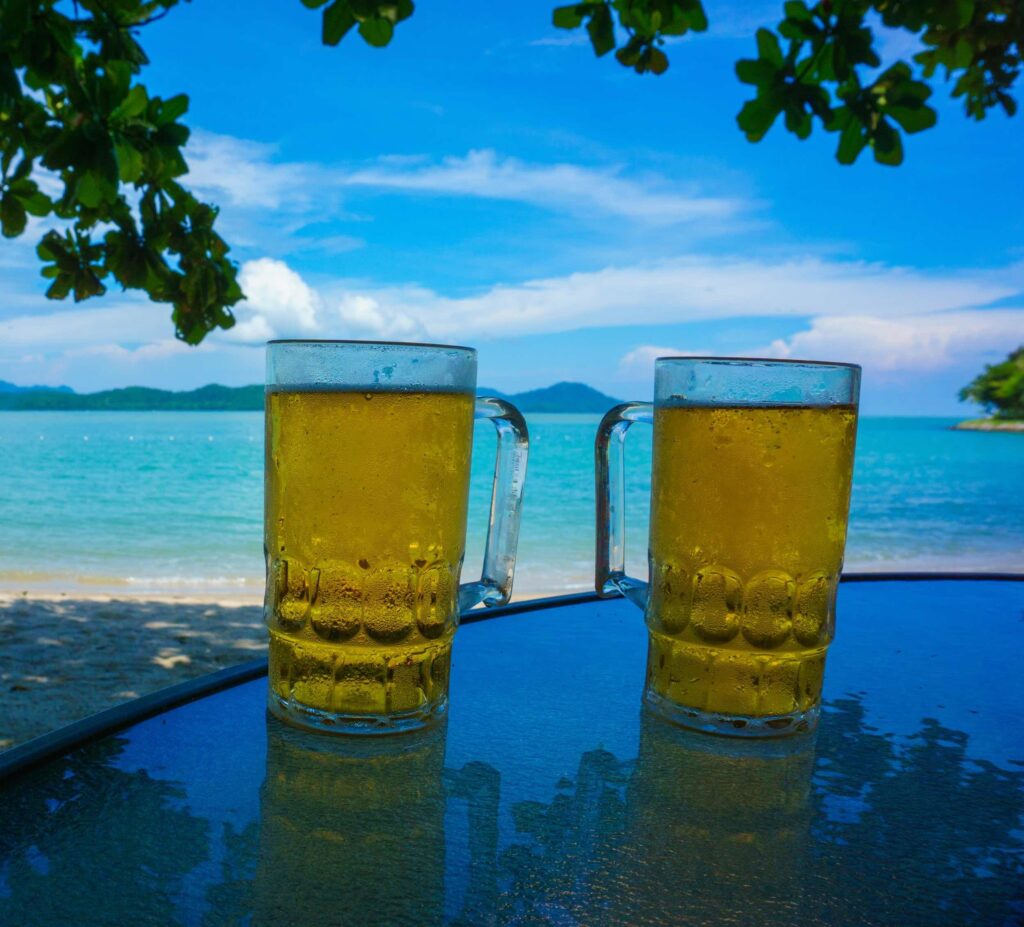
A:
0;412;1021;598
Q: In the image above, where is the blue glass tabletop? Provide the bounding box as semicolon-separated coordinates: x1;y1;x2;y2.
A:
1;578;1023;926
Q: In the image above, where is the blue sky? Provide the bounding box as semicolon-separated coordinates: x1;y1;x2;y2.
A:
1;0;1022;413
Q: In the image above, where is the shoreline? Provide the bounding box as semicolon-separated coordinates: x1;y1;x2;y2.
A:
0;582;574;607
6;552;1023;604
4;561;1022;754
0;584;574;753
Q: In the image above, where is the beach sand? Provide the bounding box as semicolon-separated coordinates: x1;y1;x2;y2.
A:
0;586;562;754
0;593;267;753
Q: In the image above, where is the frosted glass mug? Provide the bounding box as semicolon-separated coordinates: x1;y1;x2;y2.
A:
265;340;528;735
596;358;860;736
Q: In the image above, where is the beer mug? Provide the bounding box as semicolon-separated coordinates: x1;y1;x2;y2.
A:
266;340;528;734
596;358;859;736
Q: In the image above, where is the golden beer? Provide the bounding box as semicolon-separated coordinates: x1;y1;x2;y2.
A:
265;388;474;728
645;404;857;725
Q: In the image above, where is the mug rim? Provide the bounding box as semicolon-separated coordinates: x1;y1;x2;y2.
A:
267;338;476;354
655;355;861;372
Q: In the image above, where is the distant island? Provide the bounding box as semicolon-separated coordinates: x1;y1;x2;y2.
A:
0;382;265;411
0;380;621;414
953;419;1024;433
956;346;1023;432
477;382;622;413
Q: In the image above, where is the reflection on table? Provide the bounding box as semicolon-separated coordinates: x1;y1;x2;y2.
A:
2;583;1023;927
194;697;1024;927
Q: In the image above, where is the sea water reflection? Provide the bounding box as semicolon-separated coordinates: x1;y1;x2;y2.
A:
2;699;1023;927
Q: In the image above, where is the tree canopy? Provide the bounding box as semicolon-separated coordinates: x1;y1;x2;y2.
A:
959;346;1024;420
0;0;1020;344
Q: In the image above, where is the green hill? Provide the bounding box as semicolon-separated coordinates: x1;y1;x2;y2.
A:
0;380;620;412
508;382;620;413
0;384;264;411
0;379;74;394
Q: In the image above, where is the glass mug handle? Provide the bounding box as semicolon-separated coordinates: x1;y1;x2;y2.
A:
595;401;653;609
459;397;530;611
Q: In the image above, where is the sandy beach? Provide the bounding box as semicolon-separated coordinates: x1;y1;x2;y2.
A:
0;587;562;754
0;592;268;753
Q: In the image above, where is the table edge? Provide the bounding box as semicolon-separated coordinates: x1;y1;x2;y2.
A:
2;573;1022;783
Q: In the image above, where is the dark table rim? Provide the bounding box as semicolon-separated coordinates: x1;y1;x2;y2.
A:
2;571;1022;783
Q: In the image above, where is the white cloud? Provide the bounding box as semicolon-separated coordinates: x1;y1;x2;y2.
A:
341;149;746;225
222;253;1020;352
334;295;422;340
64;340;197;363
337;255;1017;340
0;300;244;390
211;253;1022;387
183;132;748;228
186;132;325;212
530;34;592;48
222;259;424;344
230;258;321;342
615;310;1024;383
0;301;168;351
618;344;712;378
3;252;1020;390
762;310;1024;371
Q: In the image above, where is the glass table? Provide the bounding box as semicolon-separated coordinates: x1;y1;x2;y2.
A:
1;575;1022;926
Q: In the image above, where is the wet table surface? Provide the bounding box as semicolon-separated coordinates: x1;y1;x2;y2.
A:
1;577;1023;927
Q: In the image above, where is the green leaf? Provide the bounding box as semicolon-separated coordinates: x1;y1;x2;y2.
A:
76;171;105;208
358;15;394;46
887;101;937;133
0;194;27;237
45;277;73;300
872;120;903;166
302;0;331;6
11;157;33;181
784;105;812;139
953;0;974;28
111;85;149;121
104;61;133;102
952;36;973;69
737;97;781;141
755;28;784;67
779;17;819;41
106;230;152;288
19;190;51;217
836;116;867;164
553;4;585;28
648;47;669;75
115;142;145;183
0;55;21;110
36;235;57;263
72;270;106;302
735;58;774;85
587;5;615;57
0;0;33;36
681;1;708;32
322;1;356;45
159;94;190;125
